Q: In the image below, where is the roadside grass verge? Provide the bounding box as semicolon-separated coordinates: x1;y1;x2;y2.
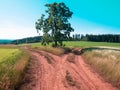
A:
34;46;65;55
32;46;71;56
82;48;120;88
0;47;29;90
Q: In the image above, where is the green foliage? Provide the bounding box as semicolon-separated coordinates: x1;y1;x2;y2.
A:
41;33;52;46
11;36;42;44
72;34;120;42
36;2;74;46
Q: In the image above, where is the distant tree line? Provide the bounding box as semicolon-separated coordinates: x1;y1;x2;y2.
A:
72;34;120;42
11;36;42;44
10;34;120;44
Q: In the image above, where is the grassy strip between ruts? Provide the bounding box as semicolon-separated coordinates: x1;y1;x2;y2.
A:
82;48;120;89
33;46;71;56
0;47;30;90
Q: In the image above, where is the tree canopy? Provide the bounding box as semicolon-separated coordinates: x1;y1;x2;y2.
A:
35;2;74;46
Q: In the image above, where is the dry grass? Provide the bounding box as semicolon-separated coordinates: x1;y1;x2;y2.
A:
34;46;65;56
0;48;29;90
13;51;29;89
82;48;120;88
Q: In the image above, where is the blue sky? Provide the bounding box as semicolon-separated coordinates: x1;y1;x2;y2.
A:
0;0;120;39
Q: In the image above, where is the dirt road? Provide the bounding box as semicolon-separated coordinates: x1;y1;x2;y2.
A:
19;48;117;90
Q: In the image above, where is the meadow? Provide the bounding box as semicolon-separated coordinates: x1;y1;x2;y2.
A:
64;41;120;48
27;41;120;48
82;48;120;88
0;47;29;90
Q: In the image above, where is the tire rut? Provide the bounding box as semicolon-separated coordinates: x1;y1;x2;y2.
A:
19;47;118;90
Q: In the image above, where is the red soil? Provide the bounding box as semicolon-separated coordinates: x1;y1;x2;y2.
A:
19;48;118;90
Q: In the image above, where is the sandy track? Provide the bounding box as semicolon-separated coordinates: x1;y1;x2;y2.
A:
19;48;117;90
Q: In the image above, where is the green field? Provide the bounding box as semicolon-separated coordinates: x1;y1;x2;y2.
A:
28;41;120;48
0;48;21;63
64;41;120;48
0;47;29;90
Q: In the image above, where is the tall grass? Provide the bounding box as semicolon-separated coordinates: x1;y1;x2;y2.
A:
0;48;29;90
82;49;120;88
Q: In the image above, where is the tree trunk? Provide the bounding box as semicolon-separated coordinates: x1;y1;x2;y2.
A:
54;40;57;47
